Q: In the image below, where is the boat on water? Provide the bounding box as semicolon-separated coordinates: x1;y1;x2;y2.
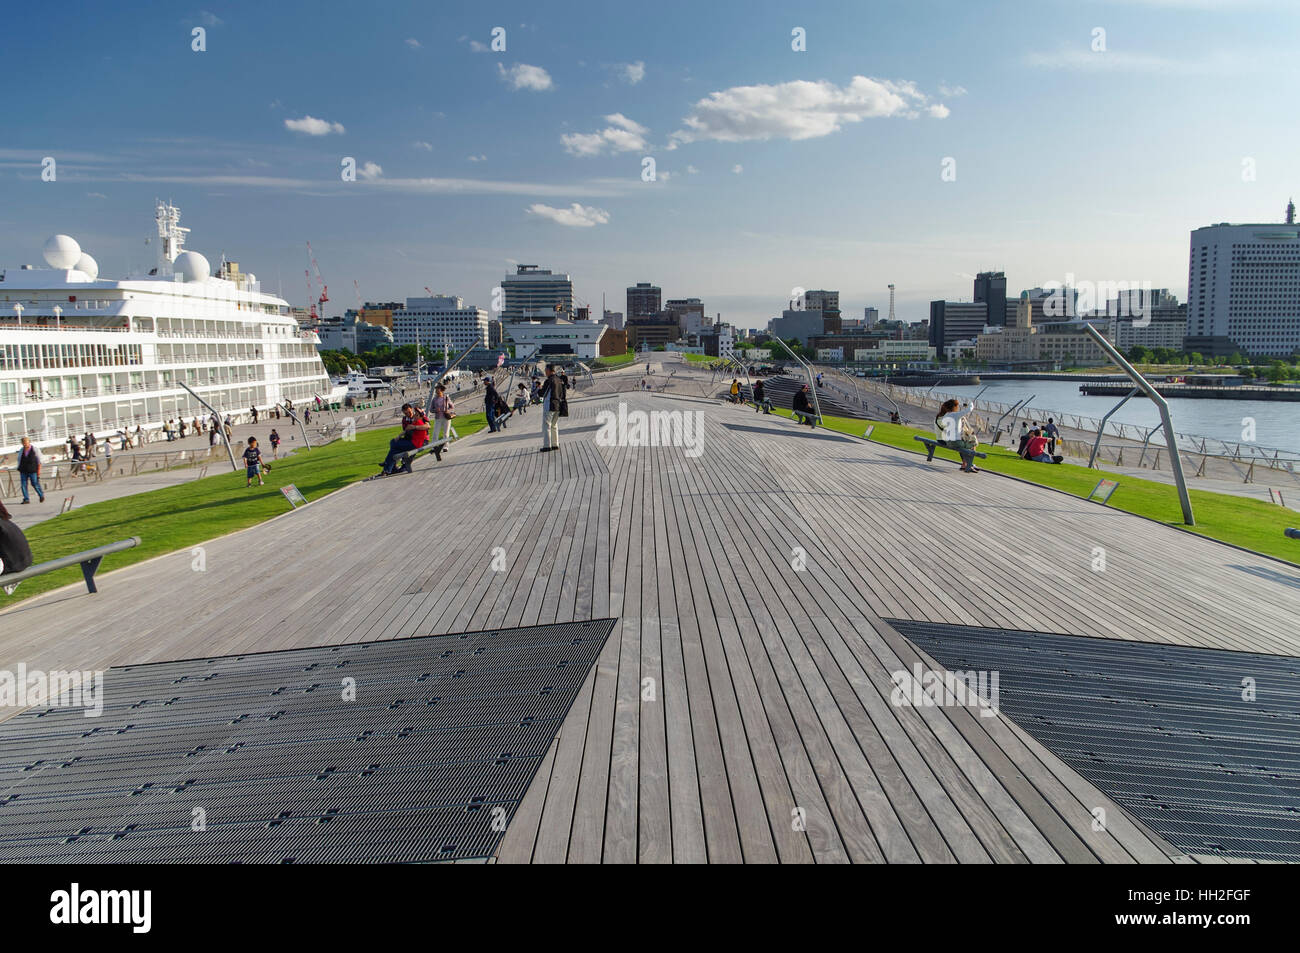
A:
333;367;394;399
0;202;347;456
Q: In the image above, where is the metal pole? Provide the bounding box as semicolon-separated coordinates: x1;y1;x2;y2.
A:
769;337;821;421
280;403;313;449
1083;323;1193;524
424;340;481;417
1088;387;1138;469
178;382;238;472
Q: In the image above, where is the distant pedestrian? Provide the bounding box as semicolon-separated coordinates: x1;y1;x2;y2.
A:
178;419;187;439
1017;422;1031;456
243;437;265;487
753;379;768;412
103;441;113;470
1044;418;1060;454
484;378;504;433
304;407;311;425
431;384;455;449
85;431;96;457
792;385;816;427
538;364;567;453
250;405;259;424
514;383;528;415
16;437;45;504
730;378;741;403
268;429;281;458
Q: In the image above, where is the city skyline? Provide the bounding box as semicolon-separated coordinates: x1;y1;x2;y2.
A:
3;0;1300;328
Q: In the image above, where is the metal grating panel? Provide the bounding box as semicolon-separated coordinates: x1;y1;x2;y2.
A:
0;619;616;863
886;619;1300;862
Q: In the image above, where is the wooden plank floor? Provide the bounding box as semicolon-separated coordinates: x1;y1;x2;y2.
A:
3;389;1297;863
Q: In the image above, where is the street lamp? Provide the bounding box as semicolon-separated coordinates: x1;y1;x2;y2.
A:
52;305;62;329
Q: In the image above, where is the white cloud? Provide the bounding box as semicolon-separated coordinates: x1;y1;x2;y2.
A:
526;203;610;227
561;113;649;157
284;115;345;136
86;191;108;199
927;103;950;119
413;141;433;151
686;164;699;174
620;61;646;84
498;63;554;91
938;84;967;97
199;10;223;27
668;76;947;147
469;40;489;53
467;154;487;161
358;161;383;181
731;164;744;174
405;38;421;49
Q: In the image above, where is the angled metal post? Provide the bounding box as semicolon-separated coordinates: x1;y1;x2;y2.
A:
769;337;821;421
178;382;238;471
1089;387;1138;469
1083;323;1193;525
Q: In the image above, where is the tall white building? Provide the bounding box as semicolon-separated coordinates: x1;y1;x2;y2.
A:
502;265;573;322
393;296;490;352
1186;213;1300;357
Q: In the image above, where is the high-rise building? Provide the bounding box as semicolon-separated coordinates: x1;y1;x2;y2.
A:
665;297;706;335
502;265;574;323
1185;211;1300;357
602;310;625;330
626;282;662;320
928;301;988;349
863;306;880;327
974;272;1007;328
803;290;841;333
393;295;490;352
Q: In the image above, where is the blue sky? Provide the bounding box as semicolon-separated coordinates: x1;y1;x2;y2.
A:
2;0;1298;329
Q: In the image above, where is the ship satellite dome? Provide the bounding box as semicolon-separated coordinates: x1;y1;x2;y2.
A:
174;250;210;282
74;253;99;280
43;234;82;270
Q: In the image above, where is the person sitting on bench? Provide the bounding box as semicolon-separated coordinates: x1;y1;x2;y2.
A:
0;502;33;578
381;403;434;474
935;398;981;473
729;378;741;403
792;385;816;426
753;379;769;413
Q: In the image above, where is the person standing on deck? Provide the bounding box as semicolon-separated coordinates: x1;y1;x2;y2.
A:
484;378;504;433
1044;418;1060;455
538;364;567;453
16;438;45;504
243;437;265;487
268;429;281;458
1017;421;1031;456
431;384;455;450
936;398;980;473
250;405;259;424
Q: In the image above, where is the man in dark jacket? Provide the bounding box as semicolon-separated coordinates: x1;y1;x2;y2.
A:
0;502;34;577
16;437;45;504
538;365;567;452
484;378;505;433
792;385;816;427
753;379;768;413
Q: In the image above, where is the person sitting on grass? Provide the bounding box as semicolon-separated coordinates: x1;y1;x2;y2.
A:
1022;427;1062;464
243;436;265;487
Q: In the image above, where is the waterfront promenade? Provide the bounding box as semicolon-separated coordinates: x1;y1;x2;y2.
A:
1;375;1295;863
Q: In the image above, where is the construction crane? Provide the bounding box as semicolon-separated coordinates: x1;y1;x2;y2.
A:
424;286;433;296
353;279;365;320
306;241;329;321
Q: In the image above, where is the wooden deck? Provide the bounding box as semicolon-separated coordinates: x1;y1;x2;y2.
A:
2;388;1296;863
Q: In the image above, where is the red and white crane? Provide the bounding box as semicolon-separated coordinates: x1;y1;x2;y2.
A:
306;241;329;321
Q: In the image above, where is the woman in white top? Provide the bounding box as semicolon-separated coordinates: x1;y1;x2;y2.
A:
935;398;980;473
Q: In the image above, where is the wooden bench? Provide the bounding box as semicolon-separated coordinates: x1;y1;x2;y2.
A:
385;437;449;474
2;536;141;596
913;435;988;463
753;399;773;414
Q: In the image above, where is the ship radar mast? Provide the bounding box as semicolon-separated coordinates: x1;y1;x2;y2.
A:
154;200;190;276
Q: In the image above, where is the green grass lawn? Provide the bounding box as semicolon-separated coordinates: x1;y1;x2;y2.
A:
683;353;715;364
594;351;636;367
762;406;1300;565
4;414;488;605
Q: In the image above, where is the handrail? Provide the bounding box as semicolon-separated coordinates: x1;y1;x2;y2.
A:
1089;388;1139;469
2;536;140;594
1082;323;1193;525
768;338;822;421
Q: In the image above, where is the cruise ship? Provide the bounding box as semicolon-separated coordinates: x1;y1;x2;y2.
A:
0;202;345;456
